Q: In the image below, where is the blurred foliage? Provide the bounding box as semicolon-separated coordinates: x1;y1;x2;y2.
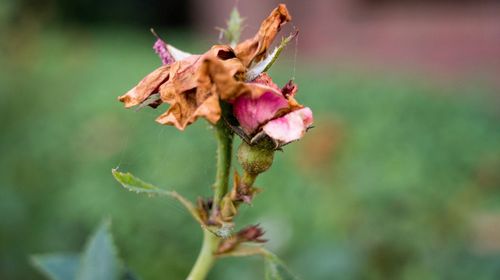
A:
31;220;130;280
1;23;500;280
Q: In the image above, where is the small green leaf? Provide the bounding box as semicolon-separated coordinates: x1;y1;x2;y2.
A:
76;220;123;280
31;254;80;280
112;169;204;225
112;168;170;196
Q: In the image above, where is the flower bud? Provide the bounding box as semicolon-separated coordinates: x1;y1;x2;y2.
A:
237;140;275;175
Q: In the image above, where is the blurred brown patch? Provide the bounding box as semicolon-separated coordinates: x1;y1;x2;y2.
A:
294;116;343;177
475;157;500;190
471;212;500;254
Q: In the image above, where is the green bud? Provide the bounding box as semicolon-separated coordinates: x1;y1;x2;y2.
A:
237;141;275;175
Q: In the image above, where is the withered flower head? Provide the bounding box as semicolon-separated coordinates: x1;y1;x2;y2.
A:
118;4;309;133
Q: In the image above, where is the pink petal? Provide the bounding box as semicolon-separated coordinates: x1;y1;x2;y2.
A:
262;107;313;144
153;39;175;65
233;91;289;135
253;73;280;92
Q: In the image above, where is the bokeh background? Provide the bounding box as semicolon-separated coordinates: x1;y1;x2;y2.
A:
1;0;500;279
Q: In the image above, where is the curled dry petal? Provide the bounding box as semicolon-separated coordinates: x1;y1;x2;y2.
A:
155;92;222;130
262;107;313;144
155;49;246;130
118;65;171;108
119;45;248;130
195;56;247;102
195;58;282;101
235;4;291;67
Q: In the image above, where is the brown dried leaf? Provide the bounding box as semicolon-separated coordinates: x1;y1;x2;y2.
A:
235;4;291;67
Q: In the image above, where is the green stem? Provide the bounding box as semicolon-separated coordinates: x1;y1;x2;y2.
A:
186;229;220;280
212;119;233;206
241;171;257;188
187;117;233;280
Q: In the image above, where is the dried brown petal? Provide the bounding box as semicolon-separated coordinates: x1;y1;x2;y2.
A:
197;57;247;101
118;65;171;108
235;4;291;67
155;92;221;130
198;57;285;102
154;46;246;130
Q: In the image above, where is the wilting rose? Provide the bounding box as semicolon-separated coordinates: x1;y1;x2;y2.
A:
118;45;245;130
118;5;292;131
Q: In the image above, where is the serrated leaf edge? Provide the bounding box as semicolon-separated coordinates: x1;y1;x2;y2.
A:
75;219;123;280
112;169;204;226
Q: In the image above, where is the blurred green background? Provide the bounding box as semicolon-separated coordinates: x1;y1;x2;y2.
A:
1;0;500;279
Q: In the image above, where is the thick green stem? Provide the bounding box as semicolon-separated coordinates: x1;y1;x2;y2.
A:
241;171;258;187
213;120;233;206
186;229;220;280
187;118;233;280
242;171;257;188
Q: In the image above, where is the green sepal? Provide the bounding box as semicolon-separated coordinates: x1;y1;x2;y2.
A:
221;7;244;47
